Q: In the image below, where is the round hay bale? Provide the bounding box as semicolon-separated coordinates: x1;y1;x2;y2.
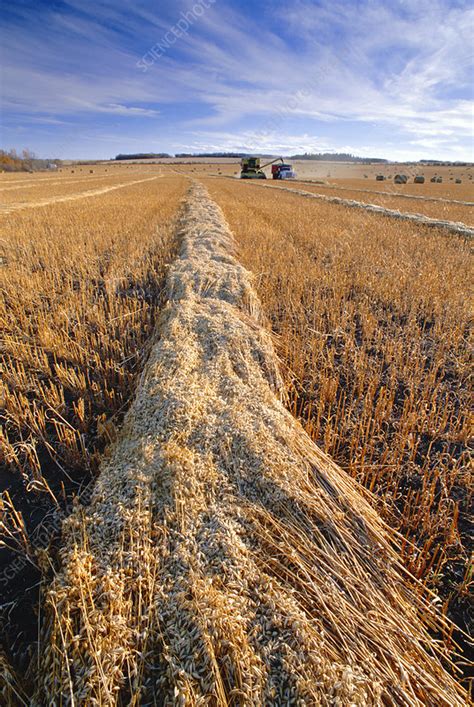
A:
414;176;425;184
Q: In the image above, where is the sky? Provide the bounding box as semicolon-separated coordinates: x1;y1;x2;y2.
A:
1;0;473;161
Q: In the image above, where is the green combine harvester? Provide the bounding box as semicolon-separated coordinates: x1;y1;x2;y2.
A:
240;156;266;179
240;156;296;180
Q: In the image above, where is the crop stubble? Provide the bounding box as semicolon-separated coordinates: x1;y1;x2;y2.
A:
0;174;187;687
269;180;474;226
206;177;473;648
29;184;467;704
1;173;471;703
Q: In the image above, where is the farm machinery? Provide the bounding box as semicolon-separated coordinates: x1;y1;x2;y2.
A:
240;156;296;180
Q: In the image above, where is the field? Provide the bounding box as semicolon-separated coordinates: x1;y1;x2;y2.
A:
314;176;474;201
1;173;187;681
205;178;472;607
0;163;472;703
263;180;474;225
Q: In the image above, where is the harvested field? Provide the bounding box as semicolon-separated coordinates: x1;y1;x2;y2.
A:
0;173;123;192
27;184;467;704
299;181;474;205
280;181;474;226
1;171;472;703
0;175;162;212
327;176;474;202
0;175;187;679
0;165;158;189
206;177;473;662
246;182;473;236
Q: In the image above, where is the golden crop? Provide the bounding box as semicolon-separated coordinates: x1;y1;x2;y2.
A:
1;175;186;600
207;178;472;632
20;183;470;705
267;180;474;225
335;175;474;201
0;168;471;701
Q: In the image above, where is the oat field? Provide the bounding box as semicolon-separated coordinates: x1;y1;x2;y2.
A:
266;180;474;225
0;164;472;704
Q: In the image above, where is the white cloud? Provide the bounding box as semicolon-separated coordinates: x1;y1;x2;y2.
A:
174;131;335;154
2;0;473;160
69;101;160;117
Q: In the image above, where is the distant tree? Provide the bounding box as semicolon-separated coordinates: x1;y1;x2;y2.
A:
0;149;22;171
114;153;171;160
0;148;51;172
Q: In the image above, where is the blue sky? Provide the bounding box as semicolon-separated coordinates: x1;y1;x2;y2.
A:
1;0;473;160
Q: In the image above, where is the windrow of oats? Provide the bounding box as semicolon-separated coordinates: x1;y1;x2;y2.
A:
30;183;469;705
244;181;474;237
296;179;474;205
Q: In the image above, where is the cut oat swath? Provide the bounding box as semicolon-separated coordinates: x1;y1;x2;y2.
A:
32;183;468;705
296;180;474;206
0;176;160;215
242;180;474;238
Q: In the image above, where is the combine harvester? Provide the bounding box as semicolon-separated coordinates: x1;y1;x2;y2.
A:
240;156;296;180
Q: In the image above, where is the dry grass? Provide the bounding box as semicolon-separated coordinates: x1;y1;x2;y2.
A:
0;175;186;676
31;184;467;704
206;179;473;665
